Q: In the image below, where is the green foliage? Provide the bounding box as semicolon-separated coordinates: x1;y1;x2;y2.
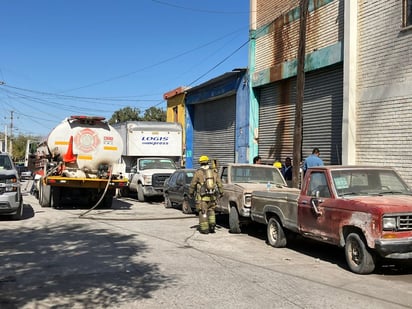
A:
108;107;141;124
108;106;166;124
142;107;166;122
12;135;27;161
5;134;42;162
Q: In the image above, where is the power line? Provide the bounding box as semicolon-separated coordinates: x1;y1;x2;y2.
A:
188;40;249;86
57;26;247;93
150;0;249;14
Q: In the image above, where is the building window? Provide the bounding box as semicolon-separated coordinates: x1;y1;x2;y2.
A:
173;106;178;122
404;0;412;27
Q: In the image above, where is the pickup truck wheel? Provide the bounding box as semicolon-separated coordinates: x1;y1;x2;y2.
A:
137;184;146;202
267;217;287;248
164;194;172;208
182;197;192;214
345;233;375;274
229;206;241;233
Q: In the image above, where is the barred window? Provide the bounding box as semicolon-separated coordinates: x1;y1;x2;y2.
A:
404;0;412;27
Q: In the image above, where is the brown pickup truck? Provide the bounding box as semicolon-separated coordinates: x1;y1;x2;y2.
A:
251;166;412;274
215;163;287;233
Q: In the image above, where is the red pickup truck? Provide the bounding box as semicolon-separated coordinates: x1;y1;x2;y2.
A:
250;166;412;274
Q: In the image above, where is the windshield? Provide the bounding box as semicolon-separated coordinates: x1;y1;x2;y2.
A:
0;155;13;170
331;169;411;196
139;158;177;170
230;166;285;185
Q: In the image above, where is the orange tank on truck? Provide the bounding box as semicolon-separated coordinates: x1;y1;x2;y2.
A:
36;116;128;209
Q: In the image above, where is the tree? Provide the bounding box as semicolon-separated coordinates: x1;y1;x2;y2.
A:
142;107;166;122
9;134;42;162
108;106;166;124
12;135;27;162
108;107;141;125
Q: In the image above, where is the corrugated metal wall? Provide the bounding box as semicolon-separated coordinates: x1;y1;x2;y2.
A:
258;64;343;166
192;96;236;168
356;1;412;184
254;0;343;73
255;0;299;29
302;64;343;165
258;78;296;163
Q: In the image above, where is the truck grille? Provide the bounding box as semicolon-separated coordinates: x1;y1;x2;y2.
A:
152;173;171;187
399;215;412;230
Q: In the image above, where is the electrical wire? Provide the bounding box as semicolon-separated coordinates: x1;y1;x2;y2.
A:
150;0;249;14
0;2;271;136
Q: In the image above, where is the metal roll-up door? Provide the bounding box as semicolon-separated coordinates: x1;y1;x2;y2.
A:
303;64;343;165
258;78;296;164
193;96;236;168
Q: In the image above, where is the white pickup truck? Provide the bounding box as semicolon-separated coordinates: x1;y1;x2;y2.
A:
129;157;177;202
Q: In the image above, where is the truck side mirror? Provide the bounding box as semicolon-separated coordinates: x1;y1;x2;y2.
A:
310;191;322;216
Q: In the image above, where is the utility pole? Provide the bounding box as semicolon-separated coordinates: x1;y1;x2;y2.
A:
4;111;14;157
4;125;7;153
292;0;309;188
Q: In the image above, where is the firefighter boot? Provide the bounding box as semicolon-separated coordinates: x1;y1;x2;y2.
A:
199;210;209;234
208;208;216;233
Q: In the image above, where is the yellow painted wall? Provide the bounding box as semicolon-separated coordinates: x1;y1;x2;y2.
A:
166;93;186;166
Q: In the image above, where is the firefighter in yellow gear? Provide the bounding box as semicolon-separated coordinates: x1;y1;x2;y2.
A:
189;155;223;234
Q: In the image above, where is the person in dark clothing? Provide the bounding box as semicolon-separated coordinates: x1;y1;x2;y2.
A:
253;156;262;164
281;157;292;181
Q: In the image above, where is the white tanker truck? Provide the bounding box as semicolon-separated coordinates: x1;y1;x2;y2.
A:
36;116;128;208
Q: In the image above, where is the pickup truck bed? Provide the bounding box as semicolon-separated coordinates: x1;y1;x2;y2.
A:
251;188;300;233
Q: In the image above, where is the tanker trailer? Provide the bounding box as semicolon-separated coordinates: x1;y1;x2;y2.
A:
38;116;128;208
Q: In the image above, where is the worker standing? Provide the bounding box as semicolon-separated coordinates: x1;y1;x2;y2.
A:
189;155;223;234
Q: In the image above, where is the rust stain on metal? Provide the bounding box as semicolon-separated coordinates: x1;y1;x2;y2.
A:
272;14;288;67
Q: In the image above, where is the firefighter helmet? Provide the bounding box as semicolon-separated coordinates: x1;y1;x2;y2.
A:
198;155;210;164
273;161;282;169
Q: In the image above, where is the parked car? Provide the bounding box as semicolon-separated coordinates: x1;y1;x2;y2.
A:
15;165;32;180
21;168;32;180
0;152;23;219
163;169;196;214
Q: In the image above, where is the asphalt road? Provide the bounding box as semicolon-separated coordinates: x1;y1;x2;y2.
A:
1;180;412;308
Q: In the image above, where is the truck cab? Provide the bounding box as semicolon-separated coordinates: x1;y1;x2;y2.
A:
216;163;287;233
129;157;177;202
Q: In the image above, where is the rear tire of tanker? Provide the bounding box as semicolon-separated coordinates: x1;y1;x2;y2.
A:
119;187;130;197
39;181;51;208
97;190;114;209
137;184;146;202
103;191;114;209
51;187;61;209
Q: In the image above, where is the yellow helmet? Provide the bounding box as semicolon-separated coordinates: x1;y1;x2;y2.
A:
198;155;209;164
273;161;282;169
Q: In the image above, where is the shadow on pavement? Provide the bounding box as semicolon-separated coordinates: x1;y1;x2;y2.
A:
0;220;176;308
215;214;412;276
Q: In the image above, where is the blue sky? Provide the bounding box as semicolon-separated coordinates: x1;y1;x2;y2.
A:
0;0;249;137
